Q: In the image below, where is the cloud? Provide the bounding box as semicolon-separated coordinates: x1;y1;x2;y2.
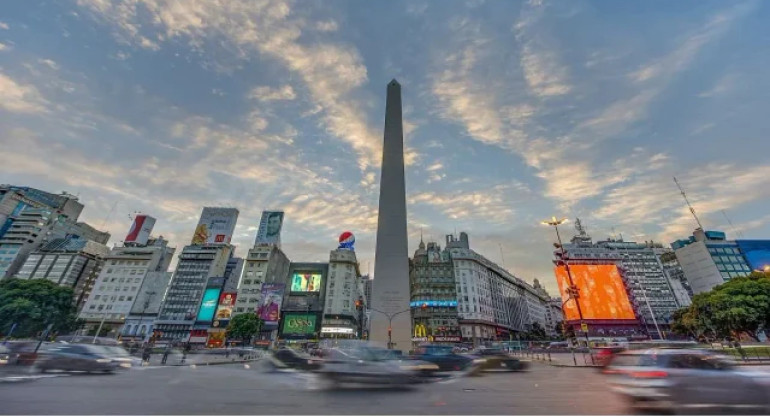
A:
0;22;8;30
425;162;443;172
37;59;60;70
698;73;736;98
315;20;338;32
0;42;7;51
248;85;296;101
409;184;517;223
0;72;49;113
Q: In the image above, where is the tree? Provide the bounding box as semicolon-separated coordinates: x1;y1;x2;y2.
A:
523;322;547;341
0;278;80;338
226;313;263;344
671;271;770;342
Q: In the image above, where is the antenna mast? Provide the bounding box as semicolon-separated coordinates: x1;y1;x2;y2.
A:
673;177;703;229
721;210;743;238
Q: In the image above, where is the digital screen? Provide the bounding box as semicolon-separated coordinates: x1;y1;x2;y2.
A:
196;288;221;322
554;264;636;321
281;313;317;336
291;272;322;292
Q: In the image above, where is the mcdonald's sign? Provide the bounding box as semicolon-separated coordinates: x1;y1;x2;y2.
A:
414;323;428;338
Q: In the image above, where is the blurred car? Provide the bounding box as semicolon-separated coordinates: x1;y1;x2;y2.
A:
270;348;323;371
367;347;440;380
473;347;528;372
605;348;770;414
318;345;425;386
593;346;626;367
411;344;482;373
88;344;141;368
0;344;10;365
37;344;127;373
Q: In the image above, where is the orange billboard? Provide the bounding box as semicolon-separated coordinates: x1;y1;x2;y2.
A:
554;264;635;321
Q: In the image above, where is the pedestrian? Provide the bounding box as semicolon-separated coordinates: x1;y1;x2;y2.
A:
161;345;170;365
142;346;151;364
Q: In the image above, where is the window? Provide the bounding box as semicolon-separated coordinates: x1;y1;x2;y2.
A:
93;295;101;300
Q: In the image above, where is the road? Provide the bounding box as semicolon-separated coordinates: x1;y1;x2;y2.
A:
0;362;627;414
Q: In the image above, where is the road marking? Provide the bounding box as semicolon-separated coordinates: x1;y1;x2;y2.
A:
0;374;69;383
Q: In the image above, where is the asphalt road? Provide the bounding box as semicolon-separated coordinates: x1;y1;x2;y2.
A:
0;362;627;414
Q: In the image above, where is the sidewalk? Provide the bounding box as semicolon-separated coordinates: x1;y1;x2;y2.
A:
142;351;264;367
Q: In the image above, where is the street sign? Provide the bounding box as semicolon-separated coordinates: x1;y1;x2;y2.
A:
581;323;588;332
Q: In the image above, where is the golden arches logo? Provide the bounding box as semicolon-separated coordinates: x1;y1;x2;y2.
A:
414;324;427;338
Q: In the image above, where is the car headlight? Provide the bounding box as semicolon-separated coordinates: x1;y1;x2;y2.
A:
119;363;132;368
472;358;487;364
96;358;112;363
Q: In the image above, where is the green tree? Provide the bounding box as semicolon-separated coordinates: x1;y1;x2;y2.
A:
0;278;80;338
523;322;547;341
226;313;263;344
671;271;770;342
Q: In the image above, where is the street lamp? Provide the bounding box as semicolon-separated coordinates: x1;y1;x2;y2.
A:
369;308;411;349
541;217;593;354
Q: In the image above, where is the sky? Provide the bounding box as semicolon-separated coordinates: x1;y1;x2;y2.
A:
1;0;770;295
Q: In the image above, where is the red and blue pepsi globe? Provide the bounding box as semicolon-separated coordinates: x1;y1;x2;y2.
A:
338;231;355;249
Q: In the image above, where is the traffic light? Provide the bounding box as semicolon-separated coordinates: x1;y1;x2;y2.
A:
355;300;362;310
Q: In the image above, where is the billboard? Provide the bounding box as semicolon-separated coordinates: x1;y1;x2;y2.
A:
255;211;284;245
214;292;237;326
291;272;322;292
191;207;238;245
554;264;636;321
196;288;221;322
281;313;317;336
338;231;355;250
257;283;285;325
125;214;156;245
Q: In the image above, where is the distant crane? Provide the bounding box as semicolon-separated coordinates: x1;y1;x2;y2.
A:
673;177;704;230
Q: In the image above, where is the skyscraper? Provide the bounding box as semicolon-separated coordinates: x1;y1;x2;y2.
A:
370;80;411;351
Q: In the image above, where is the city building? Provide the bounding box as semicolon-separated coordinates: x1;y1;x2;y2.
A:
234;244;291;317
544;298;564;337
410;239;460;344
658;251;692;308
153;207;238;345
559;221;680;339
734;240;770;272
78;233;175;338
279;262;329;342
322;241;365;339
122;271;172;343
191;257;243;347
0;185;84;237
672;229;753;294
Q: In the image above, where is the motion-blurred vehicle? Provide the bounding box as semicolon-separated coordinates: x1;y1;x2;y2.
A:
318;345;425;386
473;347;528;371
88;344;141;368
270;348;323;371
0;344;10;365
593;346;626;367
605;348;770;414
367;347;440;380
411;344;483;374
37;344;128;373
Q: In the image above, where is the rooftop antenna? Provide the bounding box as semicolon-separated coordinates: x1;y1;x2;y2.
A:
674;177;704;230
100;200;119;229
499;244;506;269
721;210;743;238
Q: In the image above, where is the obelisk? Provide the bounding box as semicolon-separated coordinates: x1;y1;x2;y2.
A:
370;79;411;351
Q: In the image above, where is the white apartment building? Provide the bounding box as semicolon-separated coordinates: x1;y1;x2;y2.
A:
234;245;290;316
322;248;364;338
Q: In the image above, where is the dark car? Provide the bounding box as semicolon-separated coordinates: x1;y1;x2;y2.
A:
411;345;482;373
270;348;323;371
37;344;125;373
473;348;529;371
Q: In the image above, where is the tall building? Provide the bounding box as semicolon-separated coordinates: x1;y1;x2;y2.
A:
79;232;175;338
410;239;461;343
153;207;238;344
544;298;564;337
658;251;692;308
672;229;753;294
0;186;87;278
122;271;172;343
16;236;110;311
371;79;411;351
279;262;329;341
322;242;365;338
235;244;291;318
560;223;680;339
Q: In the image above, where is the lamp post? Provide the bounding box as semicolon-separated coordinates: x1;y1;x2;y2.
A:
541;217;593;360
369;307;411;349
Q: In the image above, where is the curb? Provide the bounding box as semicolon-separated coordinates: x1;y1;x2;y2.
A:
147;358;261;368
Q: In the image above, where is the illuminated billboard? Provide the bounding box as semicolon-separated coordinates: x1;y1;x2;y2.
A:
214;292;237;326
125;214;156;245
196;288;221;322
191;207;238;245
281;313;317;336
554;264;636;321
255;211;284;245
258;283;285;325
291;272;321;293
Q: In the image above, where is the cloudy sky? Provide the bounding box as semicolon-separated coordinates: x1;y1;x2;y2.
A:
2;0;769;294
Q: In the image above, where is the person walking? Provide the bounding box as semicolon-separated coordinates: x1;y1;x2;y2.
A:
161;345;171;365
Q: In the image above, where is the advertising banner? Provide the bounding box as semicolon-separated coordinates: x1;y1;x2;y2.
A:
291;272;322;292
191;207;239;245
196;288;221;322
125;214;156;245
554;264;636;321
257;283;285;326
281;313;317;336
338;231;355;250
255;211;284;245
214;292;237;327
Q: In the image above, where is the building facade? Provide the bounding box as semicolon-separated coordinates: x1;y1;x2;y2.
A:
322;248;364;339
122;271;173;343
410;240;460;344
79;236;175;336
672;229;753;294
234;245;291;316
544;298;564;337
279;262;329;342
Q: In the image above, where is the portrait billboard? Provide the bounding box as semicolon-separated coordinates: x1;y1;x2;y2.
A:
281;313;317;336
255;211;284;245
554;264;636;321
191;207;238;245
291;272;322;293
257;283;285;326
125;214;156;245
214;292;237;326
196;288;221;322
